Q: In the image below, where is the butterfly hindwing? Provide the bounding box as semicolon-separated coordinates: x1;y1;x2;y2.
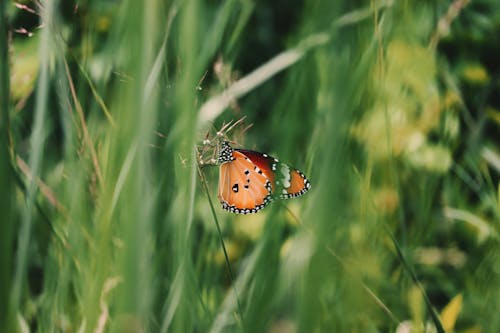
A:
278;167;311;199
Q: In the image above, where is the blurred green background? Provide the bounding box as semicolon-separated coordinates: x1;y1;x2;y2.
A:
1;0;500;332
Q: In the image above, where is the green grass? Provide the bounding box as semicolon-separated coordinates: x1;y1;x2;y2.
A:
2;0;500;332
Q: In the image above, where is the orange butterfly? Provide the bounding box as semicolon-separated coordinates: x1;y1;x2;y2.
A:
218;141;311;214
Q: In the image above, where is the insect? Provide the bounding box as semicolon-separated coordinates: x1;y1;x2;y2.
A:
217;141;311;214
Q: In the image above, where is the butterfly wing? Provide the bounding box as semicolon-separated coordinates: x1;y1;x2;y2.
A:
234;149;277;186
277;167;311;199
236;149;311;200
218;150;273;214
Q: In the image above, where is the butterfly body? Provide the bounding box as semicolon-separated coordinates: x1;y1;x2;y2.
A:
217;141;311;214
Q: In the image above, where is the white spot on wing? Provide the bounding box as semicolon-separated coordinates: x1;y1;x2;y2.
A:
280;164;291;188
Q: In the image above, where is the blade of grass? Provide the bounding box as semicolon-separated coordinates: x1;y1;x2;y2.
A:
74;58;115;127
0;0;15;330
144;3;178;101
11;0;54;318
15;155;68;216
326;247;400;325
384;225;445;333
63;58;103;187
198;164;246;331
209;239;264;333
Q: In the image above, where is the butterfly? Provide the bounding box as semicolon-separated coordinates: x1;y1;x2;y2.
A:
217;141;311;214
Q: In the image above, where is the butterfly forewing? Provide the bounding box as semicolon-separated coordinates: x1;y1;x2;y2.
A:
218;150;273;214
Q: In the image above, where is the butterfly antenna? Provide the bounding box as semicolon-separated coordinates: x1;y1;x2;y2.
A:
196;165;246;330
